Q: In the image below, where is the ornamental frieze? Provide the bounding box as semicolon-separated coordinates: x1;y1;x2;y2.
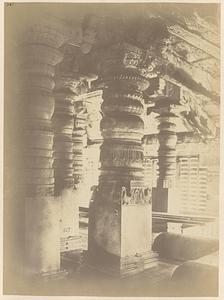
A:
100;143;143;169
121;187;151;205
91;181;151;205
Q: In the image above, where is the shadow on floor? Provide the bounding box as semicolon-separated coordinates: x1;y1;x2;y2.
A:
4;253;218;297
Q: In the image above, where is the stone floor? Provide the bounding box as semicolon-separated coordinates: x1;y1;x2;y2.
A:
5;250;218;297
10;258;176;296
5;226;218;297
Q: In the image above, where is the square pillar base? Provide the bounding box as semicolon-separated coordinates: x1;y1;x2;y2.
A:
87;187;156;277
84;250;158;277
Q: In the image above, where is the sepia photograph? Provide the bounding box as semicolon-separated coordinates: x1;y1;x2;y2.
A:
2;0;223;298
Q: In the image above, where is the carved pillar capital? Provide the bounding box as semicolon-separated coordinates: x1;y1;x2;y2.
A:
99;42;158;81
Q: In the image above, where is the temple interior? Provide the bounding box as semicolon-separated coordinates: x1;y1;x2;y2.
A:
4;2;220;297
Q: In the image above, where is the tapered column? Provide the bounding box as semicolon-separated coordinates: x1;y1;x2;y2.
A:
152;99;185;213
87;43;157;277
20;23;66;277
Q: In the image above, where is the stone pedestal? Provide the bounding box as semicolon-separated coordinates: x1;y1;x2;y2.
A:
87;184;157;277
87;43;158;276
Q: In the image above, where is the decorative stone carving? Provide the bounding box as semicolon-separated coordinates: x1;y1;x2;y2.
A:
73;90;102;187
97;44;152;187
99;43;159;80
151;95;186;188
163;53;219;96
164;37;219;81
100;142;144;169
87;42;159;276
180;88;217;140
168;25;219;59
146;77;218;141
80;15;219;100
121;186;151;205
73;97;88;185
161;6;219;46
85;90;103;142
166;36;210;64
53;74;79;194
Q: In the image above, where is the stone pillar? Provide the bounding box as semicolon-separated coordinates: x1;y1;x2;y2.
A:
73;97;88;186
151;98;185;213
75;90;103;208
87;43;157;277
20;22;67;277
53;73;83;254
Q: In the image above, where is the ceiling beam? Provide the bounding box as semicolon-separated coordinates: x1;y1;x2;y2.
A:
168;25;220;60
